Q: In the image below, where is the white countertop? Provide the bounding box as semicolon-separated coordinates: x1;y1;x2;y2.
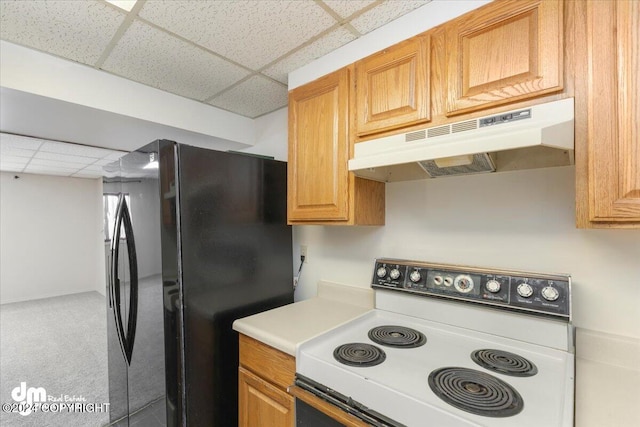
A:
234;284;640;426
233;281;374;356
575;328;640;427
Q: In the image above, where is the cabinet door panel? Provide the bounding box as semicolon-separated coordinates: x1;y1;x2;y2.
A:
446;0;563;115
356;35;430;135
587;0;640;222
238;367;294;427
288;69;349;221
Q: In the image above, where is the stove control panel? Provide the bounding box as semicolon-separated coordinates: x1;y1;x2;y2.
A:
372;259;571;319
373;262;407;289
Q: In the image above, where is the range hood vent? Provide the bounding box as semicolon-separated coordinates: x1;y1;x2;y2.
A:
349;98;574;182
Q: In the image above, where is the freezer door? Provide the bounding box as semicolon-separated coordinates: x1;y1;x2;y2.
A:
103;163;129;425
112;194;138;365
119;147;167;420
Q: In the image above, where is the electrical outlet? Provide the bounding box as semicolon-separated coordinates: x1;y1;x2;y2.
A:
300;245;308;259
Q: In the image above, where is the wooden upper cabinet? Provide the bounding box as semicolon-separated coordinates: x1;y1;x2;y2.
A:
288;68;350;222
355;35;430;136
288;66;385;225
445;0;563;116
580;0;640;225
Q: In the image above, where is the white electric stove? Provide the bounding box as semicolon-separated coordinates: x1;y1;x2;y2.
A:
296;259;574;427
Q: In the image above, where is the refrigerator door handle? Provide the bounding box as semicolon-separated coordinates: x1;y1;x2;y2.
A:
110;194;127;359
106;251;113;309
120;197;138;365
111;195;128;363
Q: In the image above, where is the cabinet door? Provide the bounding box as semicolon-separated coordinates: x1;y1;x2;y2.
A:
288;68;350;221
355;35;430;136
446;0;563;116
238;367;294;427
585;0;640;223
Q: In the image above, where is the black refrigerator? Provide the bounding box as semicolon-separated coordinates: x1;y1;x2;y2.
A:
103;140;293;426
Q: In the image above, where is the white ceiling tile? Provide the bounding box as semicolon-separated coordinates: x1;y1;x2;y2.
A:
0;134;127;176
29;158;85;169
34;151;98;164
78;165;106;172
71;172;103;179
0;162;26;172
0;0;126;65
104;152;128;161
102;21;250;101
92;158;117;166
139;0;337;70
323;0;377;19
0;147;36;158
209;76;288;119
0;155;30;165
350;0;431;35
263;27;357;84
24;165;76;175
39;141;114;158
0;133;44;150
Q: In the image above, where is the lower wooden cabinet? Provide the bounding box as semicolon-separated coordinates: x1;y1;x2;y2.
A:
239;367;294;427
238;334;296;427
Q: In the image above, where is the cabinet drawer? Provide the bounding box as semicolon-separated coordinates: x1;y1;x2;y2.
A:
239;334;295;390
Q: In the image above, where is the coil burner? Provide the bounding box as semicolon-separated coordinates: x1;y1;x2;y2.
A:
368;325;427;348
471;349;538;377
333;343;386;367
296;259;575;426
428;367;524;417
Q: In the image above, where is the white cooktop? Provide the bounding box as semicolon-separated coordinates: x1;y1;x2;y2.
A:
297;309;574;427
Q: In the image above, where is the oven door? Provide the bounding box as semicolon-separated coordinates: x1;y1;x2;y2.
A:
295;398;353;427
290;375;405;427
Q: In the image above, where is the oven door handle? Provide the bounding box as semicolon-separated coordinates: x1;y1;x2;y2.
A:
289;382;406;427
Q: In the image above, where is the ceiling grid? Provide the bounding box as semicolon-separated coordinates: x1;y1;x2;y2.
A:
0;0;430;118
0;0;431;177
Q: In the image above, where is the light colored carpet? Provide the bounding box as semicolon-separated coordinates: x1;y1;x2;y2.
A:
0;291;109;427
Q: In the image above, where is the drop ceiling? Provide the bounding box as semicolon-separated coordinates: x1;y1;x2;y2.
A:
0;0;431;179
0;0;430;119
0;133;127;178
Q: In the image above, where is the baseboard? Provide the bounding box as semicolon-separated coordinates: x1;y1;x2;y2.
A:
0;289;104;305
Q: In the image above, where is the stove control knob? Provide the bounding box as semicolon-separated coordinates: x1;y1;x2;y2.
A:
443;276;454;287
485;280;501;293
541;286;560;301
433;275;443;286
409;270;422;283
517;283;534;298
454;275;474;293
376;267;387;278
389;268;401;280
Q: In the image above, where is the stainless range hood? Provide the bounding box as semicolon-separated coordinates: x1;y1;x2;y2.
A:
348;98;574;182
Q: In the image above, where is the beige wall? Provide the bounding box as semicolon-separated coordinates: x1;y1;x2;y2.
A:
0;172;105;303
292;166;640;339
